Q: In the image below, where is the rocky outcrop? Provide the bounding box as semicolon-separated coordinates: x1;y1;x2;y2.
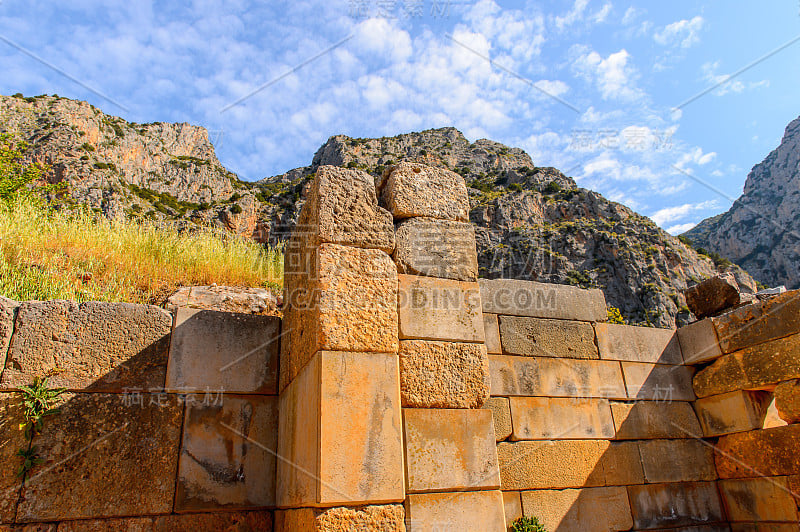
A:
685;115;800;289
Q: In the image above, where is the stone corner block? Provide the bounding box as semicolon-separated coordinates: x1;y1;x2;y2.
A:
683;273;741;319
774;378;800;424
398;275;484;343
280;244;399;391
176;395;278;511
678;318;722;365
399;340;489;409
595;322;682;364
403;408;499;493
713;289;800;354
0;301;172;392
166;308;280;394
405;490;505;532
275;504;405;531
479;278;607;321
298;164;395;253
277;350;404;508
379;162;470;222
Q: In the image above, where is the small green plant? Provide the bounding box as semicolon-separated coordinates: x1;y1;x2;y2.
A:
0;133;48;203
509;183;523;192
230;203;243;214
511;516;548;532
607;306;625;324
542;181;562;195
15;377;65;478
15;446;44;478
18;376;66;439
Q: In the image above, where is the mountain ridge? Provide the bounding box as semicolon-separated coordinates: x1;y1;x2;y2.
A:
685;114;800;289
1;93;755;327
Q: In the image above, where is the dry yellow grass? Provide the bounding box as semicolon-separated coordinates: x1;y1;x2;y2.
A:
0;199;283;304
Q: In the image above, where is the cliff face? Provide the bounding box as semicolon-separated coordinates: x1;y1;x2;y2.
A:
1;94;753;327
685;116;800;289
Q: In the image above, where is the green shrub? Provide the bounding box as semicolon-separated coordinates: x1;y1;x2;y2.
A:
511;516;548;532
542;181;562;194
0;133;48;202
509;183;523;192
230;203;243;214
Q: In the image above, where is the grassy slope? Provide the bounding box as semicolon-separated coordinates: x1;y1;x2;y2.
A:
0;199;283;305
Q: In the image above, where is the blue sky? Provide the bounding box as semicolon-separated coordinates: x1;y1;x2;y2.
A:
1;1;799;234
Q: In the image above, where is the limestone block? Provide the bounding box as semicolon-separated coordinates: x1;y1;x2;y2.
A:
713;289;800;354
399;340;489;409
521;487;633;532
499;317;598;359
277;351;404;507
56;512;275;531
0;394;25;523
15;393;182;522
684;273;742;319
678;318;723;365
789;475;800;510
397;275;484;342
393;217;478;281
603;441;646;485
719;477;799;523
621;362;696;401
638;439;717;483
715;425;800;479
774;379;800;424
296;165;395;252
489;355;627;399
404;491;505;532
502;491;523;527
509;397;614;440
275;504;404;531
611;401;702;439
0;301;172;391
403;408;500;493
483;313;502;354
628;482;724;529
483;397;512;441
0;297;17;377
595;323;682;364
693;390;772;437
280;244;398;391
693;333;800;398
378;162;470;222
176;395;278;511
496;440;643;490
166;309;280;393
479;278;607;321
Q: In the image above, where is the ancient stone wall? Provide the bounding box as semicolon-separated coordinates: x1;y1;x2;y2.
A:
0;300;281;530
0;163;798;531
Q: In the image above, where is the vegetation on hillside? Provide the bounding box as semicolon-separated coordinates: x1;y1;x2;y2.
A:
0;133;283;304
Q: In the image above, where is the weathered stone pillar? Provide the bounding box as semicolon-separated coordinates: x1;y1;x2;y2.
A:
276;166;406;530
379;162;506;531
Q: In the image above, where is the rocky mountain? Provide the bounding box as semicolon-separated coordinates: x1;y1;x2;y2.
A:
1;93;754;327
685;115;800;289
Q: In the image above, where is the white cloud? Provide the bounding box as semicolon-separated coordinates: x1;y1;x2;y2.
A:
572;47;643;102
666;222;697;235
650;200;718;226
553;0;589;31
701;62;770;96
622;7;643;25
654;16;704;48
677;147;717;169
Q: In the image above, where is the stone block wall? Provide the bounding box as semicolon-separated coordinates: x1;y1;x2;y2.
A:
1;164;799;531
0;300;281;530
683;290;800;529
